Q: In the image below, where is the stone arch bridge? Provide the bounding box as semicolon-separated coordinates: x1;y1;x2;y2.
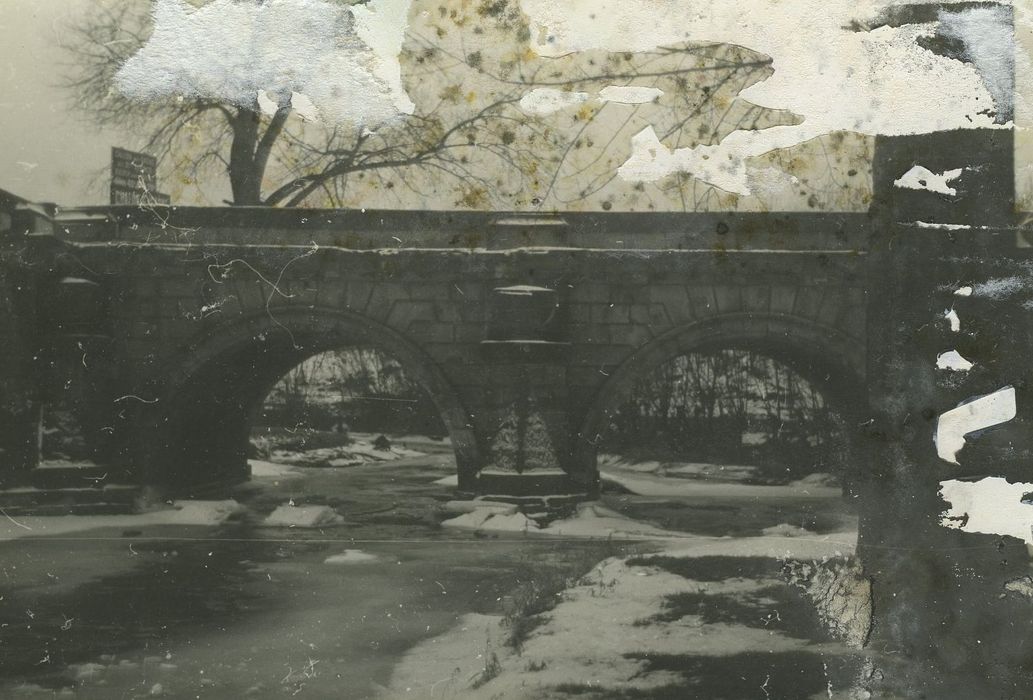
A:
1;129;1032;685
0;130;1023;501
16;204;871;499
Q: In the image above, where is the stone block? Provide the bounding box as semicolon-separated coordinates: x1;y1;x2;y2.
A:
713;286;743;314
793;287;824;322
406;320;454;343
387;301;440;329
653;286;694;323
684;287;716;319
407;282;452;301
363;283;410;319
454;322;486;343
769;285;798;314
569;344;633;368
814;287;846;324
590;303;631;324
607;323;654;349
341;279;375;310
742;286;772;313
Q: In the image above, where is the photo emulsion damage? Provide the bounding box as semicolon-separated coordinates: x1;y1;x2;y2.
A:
1;0;1032;697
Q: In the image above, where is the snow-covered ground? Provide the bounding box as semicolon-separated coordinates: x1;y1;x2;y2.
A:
384;531;865;699
265;437;425;468
0;449;867;699
601;467;842;499
441;501;699;538
0;499;247;542
598;453;764;482
392;460;865;698
599;453;841;489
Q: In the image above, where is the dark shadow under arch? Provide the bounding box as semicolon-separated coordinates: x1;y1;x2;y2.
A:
144;307;478;494
575;313;867;492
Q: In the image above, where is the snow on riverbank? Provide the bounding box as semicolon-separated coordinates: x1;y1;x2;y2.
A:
384;530;858;698
324;549;380;565
601;467;841;499
439;500;692;538
441;496;854;547
598;454;763;482
248;460;303;479
264;436;425;469
262;503;345;528
539;503;691;539
0;500;247;542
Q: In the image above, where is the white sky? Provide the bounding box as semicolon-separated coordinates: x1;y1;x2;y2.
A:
0;0;140;204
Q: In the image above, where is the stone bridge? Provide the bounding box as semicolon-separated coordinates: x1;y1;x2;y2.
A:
9;202;872;499
2;129;1032;687
0;130;1023;500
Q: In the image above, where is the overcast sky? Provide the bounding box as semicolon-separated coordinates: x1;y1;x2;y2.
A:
1;0;138;205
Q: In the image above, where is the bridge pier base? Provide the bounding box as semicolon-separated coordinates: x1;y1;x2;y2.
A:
469;285;593;506
472;356;592;506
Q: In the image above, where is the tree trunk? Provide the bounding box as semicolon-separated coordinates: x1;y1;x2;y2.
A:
228;106;262;205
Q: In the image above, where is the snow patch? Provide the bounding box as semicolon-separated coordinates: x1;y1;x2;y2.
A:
940;477;1033;544
788;472;841;489
434;474;459;487
540;503;690;539
388;536;858;697
972;276;1029;298
656;532;855;561
262;504;345;528
441;509;539;533
0;500;247;542
386;613;505;697
160;500;248;524
935;386;1016;464
248;460;301;478
784;558;871;648
761;523;814;538
268;440;423;468
1004;576;1033;597
441;500;517;516
601;469;841;499
324;549;379;565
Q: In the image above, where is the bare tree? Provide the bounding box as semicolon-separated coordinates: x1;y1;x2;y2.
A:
605;349;841;468
60;0;803;209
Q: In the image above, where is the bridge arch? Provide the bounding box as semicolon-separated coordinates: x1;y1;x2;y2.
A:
576;312;867;490
145;306;479;493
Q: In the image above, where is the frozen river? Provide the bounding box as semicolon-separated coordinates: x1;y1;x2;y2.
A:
0;453;644;698
0;448;860;698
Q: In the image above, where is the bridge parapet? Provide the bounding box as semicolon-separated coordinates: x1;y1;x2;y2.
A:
53;205;870;253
